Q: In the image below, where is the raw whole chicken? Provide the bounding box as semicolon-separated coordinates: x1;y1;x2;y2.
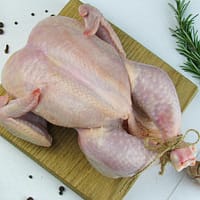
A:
0;4;196;178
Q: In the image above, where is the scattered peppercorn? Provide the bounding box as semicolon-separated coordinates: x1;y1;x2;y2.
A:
59;186;65;192
28;175;33;179
0;28;4;35
45;9;49;13
14;21;18;25
31;13;35;16
58;185;65;195
4;44;9;54
0;22;4;28
26;197;34;200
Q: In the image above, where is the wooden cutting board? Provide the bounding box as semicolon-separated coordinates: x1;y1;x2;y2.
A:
0;0;198;199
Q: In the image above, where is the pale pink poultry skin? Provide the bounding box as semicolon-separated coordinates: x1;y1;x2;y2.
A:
0;4;196;178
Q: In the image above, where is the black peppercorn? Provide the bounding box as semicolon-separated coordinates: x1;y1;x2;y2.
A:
58;185;65;195
0;22;4;28
59;186;65;191
28;175;33;179
26;197;34;200
4;44;9;54
0;28;4;35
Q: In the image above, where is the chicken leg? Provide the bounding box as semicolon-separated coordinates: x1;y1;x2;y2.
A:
77;121;156;178
125;60;196;171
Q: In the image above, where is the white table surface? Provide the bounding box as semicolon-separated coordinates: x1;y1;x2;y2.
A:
0;0;200;199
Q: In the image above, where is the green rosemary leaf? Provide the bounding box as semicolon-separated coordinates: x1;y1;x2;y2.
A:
169;0;200;80
181;59;200;78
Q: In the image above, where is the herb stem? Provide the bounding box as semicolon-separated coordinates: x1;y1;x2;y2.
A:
169;0;200;80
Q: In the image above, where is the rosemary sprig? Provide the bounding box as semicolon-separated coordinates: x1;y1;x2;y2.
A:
169;0;200;79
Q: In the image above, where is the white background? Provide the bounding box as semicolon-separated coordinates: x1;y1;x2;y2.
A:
0;0;200;199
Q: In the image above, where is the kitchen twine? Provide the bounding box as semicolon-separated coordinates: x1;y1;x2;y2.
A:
134;129;200;177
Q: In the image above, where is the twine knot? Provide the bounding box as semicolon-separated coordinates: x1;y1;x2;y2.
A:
144;129;200;175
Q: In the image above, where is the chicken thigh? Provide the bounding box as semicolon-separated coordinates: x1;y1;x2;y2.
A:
0;4;196;178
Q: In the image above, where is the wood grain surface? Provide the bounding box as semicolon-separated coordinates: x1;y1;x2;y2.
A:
0;0;198;199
